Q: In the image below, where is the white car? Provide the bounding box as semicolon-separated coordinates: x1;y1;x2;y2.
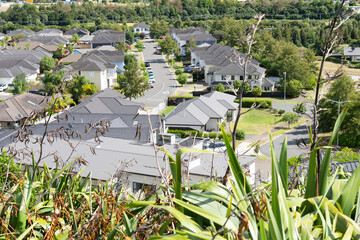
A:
0;84;8;92
149;76;155;83
147;67;152;72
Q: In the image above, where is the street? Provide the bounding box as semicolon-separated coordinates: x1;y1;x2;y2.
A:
0;128;17;148
133;40;177;108
260;123;310;159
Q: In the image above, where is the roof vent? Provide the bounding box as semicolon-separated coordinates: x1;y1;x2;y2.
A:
27;100;37;106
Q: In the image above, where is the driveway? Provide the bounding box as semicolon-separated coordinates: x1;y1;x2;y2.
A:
133;40;177;108
260;123;310;159
0;128;17;148
0;92;11;101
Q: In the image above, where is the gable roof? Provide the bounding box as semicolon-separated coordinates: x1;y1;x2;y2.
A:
71;50;124;71
134;23;149;28
344;47;360;56
64;28;89;36
165;91;236;127
8;29;35;37
0;93;50;122
91;32;125;44
69;88;144;114
36;28;63;36
20;35;67;45
61;53;83;64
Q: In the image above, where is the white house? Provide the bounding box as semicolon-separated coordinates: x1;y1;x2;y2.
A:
344;47;360;62
133;23;150;36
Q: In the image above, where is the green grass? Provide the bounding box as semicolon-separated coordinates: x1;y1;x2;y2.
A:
242;97;303;103
160;106;176;116
233;108;281;135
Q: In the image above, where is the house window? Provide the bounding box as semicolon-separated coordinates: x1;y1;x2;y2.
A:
87;72;94;78
231;75;235;81
248;75;252;80
240;76;244;80
132;182;156;193
222;75;227;81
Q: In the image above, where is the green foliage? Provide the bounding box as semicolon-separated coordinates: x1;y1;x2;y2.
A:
254;143;260;155
286;80;302;98
126;31;134;44
0;151;21;188
203;133;209;138
215;83;225;92
12;73;29;95
150;19;168;39
158;34;178;58
251;86;262;98
70;33;79;44
40;71;64;95
53;43;65;58
333;147;360;163
117;60;149;100
67;44;74;54
281;112;299;127
292;103;307;114
135;39;144;52
116;41;127;52
235;99;272;108
278;109;285;115
40;56;55;72
192;69;204;82
208;132;217;139
167;129;204;138
176;74;188;86
175;69;183;76
68;75;97;104
233;80;250;93
235;129;246;140
124;54;137;70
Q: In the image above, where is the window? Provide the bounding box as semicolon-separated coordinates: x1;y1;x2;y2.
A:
231;75;235;81
87;71;94;78
132;182;156;193
240;76;244;80
133;120;138;126
222;75;227;81
248;75;252;80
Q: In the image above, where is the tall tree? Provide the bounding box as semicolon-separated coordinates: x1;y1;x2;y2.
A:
117;61;149;100
12;73;29;95
40;56;56;72
40;71;65;95
150;19;169;39
68;75;97;104
158;34;178;60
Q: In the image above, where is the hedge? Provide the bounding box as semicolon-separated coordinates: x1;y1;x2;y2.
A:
167;129;203;138
234;99;272;108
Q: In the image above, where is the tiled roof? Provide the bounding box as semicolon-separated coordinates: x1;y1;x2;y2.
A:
8;29;35;37
134;23;149;28
64;28;89;36
344;47;360;56
20;35;67;45
36;28;63;35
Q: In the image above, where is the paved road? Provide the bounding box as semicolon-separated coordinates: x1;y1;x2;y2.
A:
260;123;310;159
133;40;177;108
0;128;17;148
272;102;312;115
0;92;11;101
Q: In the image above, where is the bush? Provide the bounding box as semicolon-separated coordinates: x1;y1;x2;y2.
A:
175;69;183;75
333;147;360;162
235;129;246;140
177;74;188;86
216;83;225;92
327;56;342;64
198;131;203;137
278;109;285;115
218;133;223;140
203;133;209;138
293;103;307;114
339;134;360;148
226;133;232;142
281;112;299;127
209;133;217;139
235;99;272;108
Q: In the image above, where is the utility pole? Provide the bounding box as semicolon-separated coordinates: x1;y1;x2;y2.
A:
284;72;286;102
328;99;350;145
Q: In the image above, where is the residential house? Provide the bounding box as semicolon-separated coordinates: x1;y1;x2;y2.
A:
61;53;83;64
91;30;125;49
171;27;217;53
0;49;51;85
64;28;90;38
36;28;63;37
133;23;150;36
0;93;50;128
191;44;266;89
70;50;124;90
8;29;35;38
20;35;68;45
344;47;360;61
165;91;237;131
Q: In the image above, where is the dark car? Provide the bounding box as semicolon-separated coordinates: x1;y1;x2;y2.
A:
184;67;193;73
155;49;161;55
145;61;150;67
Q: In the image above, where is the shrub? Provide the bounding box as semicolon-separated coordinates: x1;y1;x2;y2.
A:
216;83;225;92
333;147;360;162
198;131;203;137
278;109;285;115
218;133;223;140
281;112;299;127
177;74;188;86
235;129;246;140
293;103;306;114
226;133;232;142
175;69;183;75
203;133;209;138
254;144;260;155
339;134;360;148
209;132;217;139
235;99;272;108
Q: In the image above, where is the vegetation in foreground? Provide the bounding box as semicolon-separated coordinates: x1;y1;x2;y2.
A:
1;109;360;239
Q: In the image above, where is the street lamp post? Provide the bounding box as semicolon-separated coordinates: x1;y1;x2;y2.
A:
283;72;286;102
328;99;350;146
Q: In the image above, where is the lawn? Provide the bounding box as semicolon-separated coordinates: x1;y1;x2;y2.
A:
233;108;282;135
160;106;176;116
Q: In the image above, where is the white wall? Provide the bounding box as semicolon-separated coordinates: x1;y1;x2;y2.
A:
205;119;220;131
166;124;204;131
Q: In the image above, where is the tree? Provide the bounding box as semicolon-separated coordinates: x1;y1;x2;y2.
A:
124;54;137;70
40;56;55;72
293;103;307;115
68;75;96;104
117;60;149;100
46;94;75;112
216;83;225;92
126;31;134;44
184;37;197;56
150;19;169;39
286;80;302;98
53;44;65;58
40;71;65;95
70;33;79;44
176;74;188;86
158;34;178;61
233;80;250;93
251;86;262;99
135;40;144;52
333;147;360;162
12;73;29;95
281;112;299;127
67;44;74;54
116;42;126;52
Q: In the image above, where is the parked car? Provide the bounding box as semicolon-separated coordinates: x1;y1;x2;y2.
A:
206;142;227;153
0;84;8;92
147;69;153;74
145;61;150;67
147;81;154;88
154;49;161;55
7;84;14;90
147;67;152;72
149;73;154;78
145;35;150;39
149;76;155;83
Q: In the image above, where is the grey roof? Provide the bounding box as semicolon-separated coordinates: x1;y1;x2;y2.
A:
262;78;275;87
71;50;124;71
192;44;265;75
344;47;360;56
0;93;50;122
69;88;144;114
92;29;121;35
134;23;149;28
20;35;67;45
178;31;216;42
36;28;63;36
64;28;89;36
8;29;35;37
91;31;125;45
0;49;51;79
165;91;236;127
